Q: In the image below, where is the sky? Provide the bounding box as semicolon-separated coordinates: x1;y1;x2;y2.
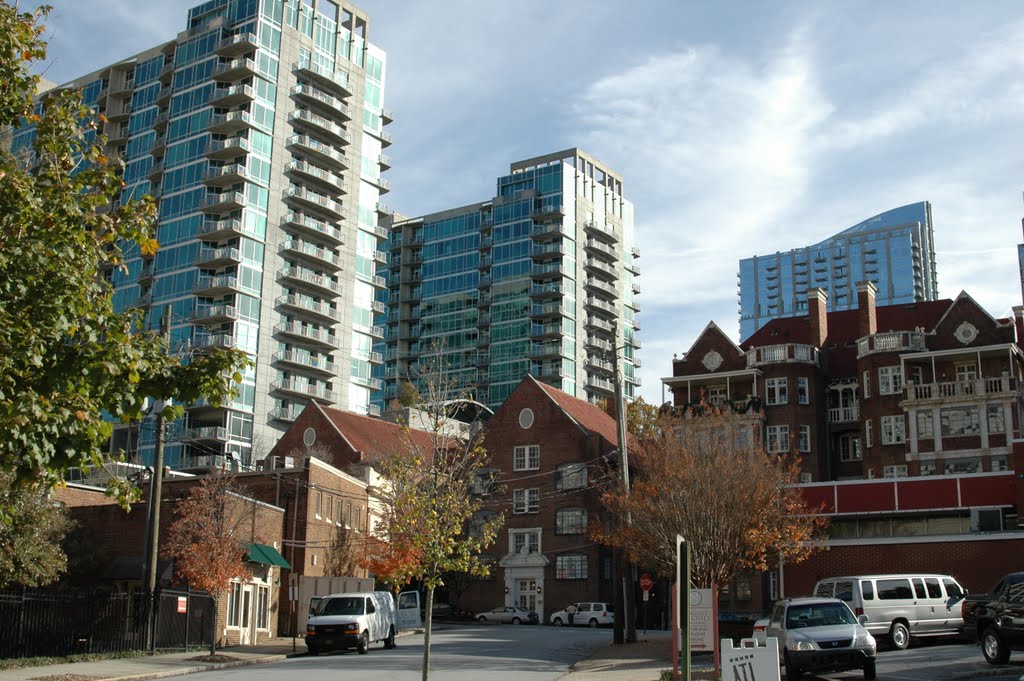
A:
37;1;1024;405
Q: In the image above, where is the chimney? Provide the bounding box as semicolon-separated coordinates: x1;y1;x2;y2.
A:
808;288;828;348
856;281;877;337
1014;306;1024;353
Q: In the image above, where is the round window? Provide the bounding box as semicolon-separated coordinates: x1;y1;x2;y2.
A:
519;408;535;429
303;427;317;447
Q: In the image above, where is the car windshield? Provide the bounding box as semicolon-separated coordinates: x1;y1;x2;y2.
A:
317;597;365;616
786;603;855;628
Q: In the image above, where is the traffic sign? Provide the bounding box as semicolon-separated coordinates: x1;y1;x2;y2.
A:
639;573;653;591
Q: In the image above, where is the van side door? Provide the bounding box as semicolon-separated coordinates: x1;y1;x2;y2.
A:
912;577;941;634
396;590;421;630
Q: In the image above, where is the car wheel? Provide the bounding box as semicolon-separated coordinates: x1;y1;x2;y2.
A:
512;617;522;624
784;652;801;679
357;631;369;655
588;618;599;628
553;617;563;626
383;626;396;650
477;615;487;622
982;627;1010;665
306;645;320;656
889;621;910;650
863;659;876;680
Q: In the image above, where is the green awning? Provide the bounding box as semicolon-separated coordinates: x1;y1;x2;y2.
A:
247;543;291;569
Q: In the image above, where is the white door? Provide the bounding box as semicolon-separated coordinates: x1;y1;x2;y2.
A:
517;579;537;612
396;590;421;630
239;585;254;644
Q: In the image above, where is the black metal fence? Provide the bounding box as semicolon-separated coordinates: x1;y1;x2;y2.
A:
0;586;214;659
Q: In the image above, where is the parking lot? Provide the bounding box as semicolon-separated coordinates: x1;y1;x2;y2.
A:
800;639;1024;680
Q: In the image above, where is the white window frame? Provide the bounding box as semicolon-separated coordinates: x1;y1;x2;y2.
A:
555;554;588;580
798;425;811;453
987;404;1006;434
916;410;934;438
878;366;903;395
766;425;789;453
555;507;587;535
838;434;861;462
555;463;587;490
766;378;788;406
510;529;540;554
862;371;871;399
797;377;809;405
707;385;728;406
881;415;905;445
513;488;540;514
865;419;872;448
513;445;540;471
227;580;242;628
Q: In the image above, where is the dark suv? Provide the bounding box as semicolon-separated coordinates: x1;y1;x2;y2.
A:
765;597;877;679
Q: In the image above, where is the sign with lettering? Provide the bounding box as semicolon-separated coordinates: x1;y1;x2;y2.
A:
721;638;780;681
689;588;714;650
176;596;187;614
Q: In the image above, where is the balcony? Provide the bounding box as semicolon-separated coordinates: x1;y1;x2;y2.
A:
376;201;392;216
586;316;615;334
532;323;561;339
533;203;564;220
586;296;617;317
905;376;1019;402
152;109;170;130
274;321;335;348
157;62;174;84
147;161;164;183
192;274;242;296
353;375;383;391
857;331;927;358
584;220;618;243
531;243;566;260
293;60;352;97
269;406;304;422
210;84;255;107
746;343;820;368
212;57;258;81
286;160;346;194
278;266;341;295
378;153;392;169
205;136;251;160
198;218;246;241
155;86;172;107
530;302;569;319
587;375;615;393
284;186;343;219
584;277;617;297
289;109;351;145
585;354;615;374
281;212;344;245
587;336;612;353
273;349;336;376
287;134;347;169
584;258;618;280
530;283;563;299
366;174;390;192
275;294;339;322
530;223;568;240
215;32;258;57
202;163;247;187
195;246;242;268
529;344;562;359
532;263;568;279
828;406;860;423
208;110;255;135
291;84;350;119
194;333;237;350
381;109;394;124
200;191;247;214
585;238;617;261
279;239;341;270
369;351;383;364
271;378;337;404
176;426;229;443
192;304;239;324
137;263;155;285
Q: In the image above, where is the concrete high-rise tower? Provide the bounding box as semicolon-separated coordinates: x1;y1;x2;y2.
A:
378;149;641;411
14;0;392;469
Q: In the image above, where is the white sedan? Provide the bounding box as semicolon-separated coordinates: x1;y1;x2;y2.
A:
476;606;539;624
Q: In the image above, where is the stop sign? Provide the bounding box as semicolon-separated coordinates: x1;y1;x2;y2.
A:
639;573;653;591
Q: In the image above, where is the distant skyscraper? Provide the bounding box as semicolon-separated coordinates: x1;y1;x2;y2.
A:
378;149;641;411
738;202;938;341
15;0;392;469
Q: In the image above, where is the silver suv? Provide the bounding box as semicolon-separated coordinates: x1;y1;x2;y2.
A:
765;597;877;680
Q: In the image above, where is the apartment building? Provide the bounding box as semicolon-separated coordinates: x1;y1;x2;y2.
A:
379;148;641;412
738;202;939;341
15;0;392;470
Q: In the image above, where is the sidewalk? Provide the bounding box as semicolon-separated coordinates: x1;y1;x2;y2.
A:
0;630;681;681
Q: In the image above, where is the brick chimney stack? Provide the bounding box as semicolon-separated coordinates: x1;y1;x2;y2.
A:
808;288;829;348
856;281;878;337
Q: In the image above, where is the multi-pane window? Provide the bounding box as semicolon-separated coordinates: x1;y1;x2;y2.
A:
555;554;588;580
513;488;540;514
256;586;269;629
555;508;587;535
956;363;977;383
878;366;903;395
766;425;789;453
471;467;498;495
987;405;1006;434
798;425;811;453
766;378;788;405
708;386;727;406
555;463;587;490
838;435;861;462
511;530;540;554
881;415;905;445
916;411;934;438
862;371;871;398
227;581;242;627
470;510;498;538
513;445;540;471
797;377;809;405
941;406;980;436
865;419;873;448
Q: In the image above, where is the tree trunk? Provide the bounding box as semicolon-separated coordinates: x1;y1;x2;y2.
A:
210;593;220;656
421;587;434;681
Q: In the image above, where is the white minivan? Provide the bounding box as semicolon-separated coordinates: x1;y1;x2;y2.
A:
813;574;966;649
306;591;418;655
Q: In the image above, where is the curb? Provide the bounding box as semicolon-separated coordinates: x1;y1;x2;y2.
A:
101;654;291;681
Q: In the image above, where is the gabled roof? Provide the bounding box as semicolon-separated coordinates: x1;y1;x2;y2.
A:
530;375;634;450
316;403;437;463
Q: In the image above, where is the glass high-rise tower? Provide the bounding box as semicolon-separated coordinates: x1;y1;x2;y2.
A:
378;149;641;411
738;202;939;341
14;0;392;469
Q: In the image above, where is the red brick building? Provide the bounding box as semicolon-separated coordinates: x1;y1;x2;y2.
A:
663;284;1024;608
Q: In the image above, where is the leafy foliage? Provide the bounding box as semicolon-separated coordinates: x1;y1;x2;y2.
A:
597;396;661;440
323;523;360;577
397;380;422;408
593;406;828;588
0;472;73;588
0;2;248;504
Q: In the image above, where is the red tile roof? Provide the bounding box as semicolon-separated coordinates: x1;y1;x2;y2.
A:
318;405;437;463
531;376;636;451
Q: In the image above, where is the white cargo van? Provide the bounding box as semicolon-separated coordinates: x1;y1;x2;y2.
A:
306;591;416;655
813;574;966;649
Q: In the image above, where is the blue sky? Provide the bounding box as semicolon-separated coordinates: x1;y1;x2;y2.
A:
39;1;1024;405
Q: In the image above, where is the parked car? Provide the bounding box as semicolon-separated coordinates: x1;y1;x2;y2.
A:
550;602;615;627
752;617;769;644
306;591;399;655
476;605;539;624
765;597;877;680
814;573;967;649
421;602;455;621
962;571;1024;665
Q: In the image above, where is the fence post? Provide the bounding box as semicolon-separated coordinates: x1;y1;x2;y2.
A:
184;585;190;652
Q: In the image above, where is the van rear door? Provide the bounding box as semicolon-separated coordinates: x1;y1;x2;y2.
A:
396;591;421;630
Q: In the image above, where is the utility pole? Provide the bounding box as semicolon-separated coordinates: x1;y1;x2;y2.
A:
612;322;637;643
143;305;171;653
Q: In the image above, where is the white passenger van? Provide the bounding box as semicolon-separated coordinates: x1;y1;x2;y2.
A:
306;591;419;655
813;574;966;649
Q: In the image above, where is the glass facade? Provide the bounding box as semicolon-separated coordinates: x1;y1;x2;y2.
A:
28;0;391;470
738;202;939;341
379;149;640;412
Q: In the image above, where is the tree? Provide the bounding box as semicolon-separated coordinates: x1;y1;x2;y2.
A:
0;472;73;588
597;396;661;440
323;523;360;577
162;473;254;656
593;406;827;589
0;2;249;509
397;380;422;408
365;357;502;681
